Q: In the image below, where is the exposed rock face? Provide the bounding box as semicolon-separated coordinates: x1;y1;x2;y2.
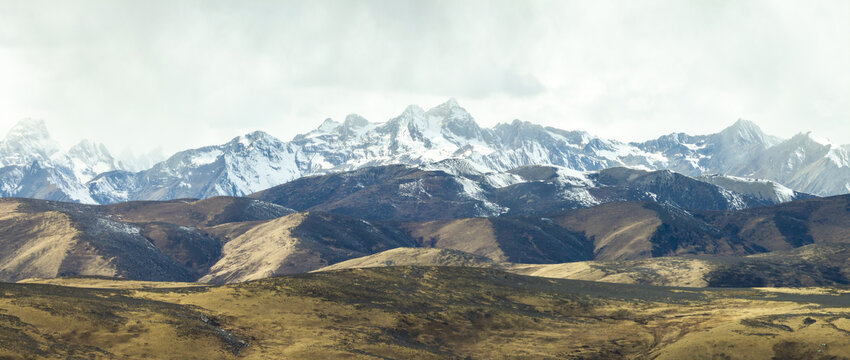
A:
250;164;811;222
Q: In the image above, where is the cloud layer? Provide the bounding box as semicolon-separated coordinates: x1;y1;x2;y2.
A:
0;0;847;155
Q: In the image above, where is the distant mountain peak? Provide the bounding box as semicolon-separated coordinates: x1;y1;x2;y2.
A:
69;139;109;154
234;130;278;146
65;139;122;183
731;118;758;128
3;102;850;204
343;114;369;128
495;119;546;133
0;118;61;167
426;98;468;118
789;131;823;144
3;118;56;149
724;118;763;136
400;104;426;118
801;131;836;146
317;118;339;131
715;118;774;147
5;118;50;139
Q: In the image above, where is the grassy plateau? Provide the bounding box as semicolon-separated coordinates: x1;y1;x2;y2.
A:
2;267;850;359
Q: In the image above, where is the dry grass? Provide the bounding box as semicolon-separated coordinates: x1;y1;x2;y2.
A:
5;267;850;359
0;200;116;282
200;213;315;283
404;218;506;261
316;247;497;272
554;202;661;260
19;277;208;289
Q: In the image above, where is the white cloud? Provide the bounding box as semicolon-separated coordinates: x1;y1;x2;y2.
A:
0;0;847;155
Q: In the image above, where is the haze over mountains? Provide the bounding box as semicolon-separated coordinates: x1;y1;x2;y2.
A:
1;99;848;206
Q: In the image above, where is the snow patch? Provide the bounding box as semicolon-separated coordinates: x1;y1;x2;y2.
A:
191;150;223;166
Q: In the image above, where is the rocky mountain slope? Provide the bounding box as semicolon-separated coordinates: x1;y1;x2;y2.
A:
1;193;849;284
86;102;850;202
198;212;415;283
1;99;847;205
0;197;293;282
249;164;812;221
0;198;191;282
396;194;850;264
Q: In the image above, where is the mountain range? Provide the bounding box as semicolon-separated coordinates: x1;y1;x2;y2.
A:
2;186;849;286
2;99;849;205
4;108;850;360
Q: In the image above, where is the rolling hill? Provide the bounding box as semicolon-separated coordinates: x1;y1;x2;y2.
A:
1;192;849;286
319;244;850;288
5;267;850;359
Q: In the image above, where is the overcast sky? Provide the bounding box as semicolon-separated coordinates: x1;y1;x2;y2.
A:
0;0;848;156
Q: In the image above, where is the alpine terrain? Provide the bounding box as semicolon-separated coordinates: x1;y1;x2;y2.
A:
1;100;848;206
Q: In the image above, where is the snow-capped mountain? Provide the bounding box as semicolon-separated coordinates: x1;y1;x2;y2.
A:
0;119;126;203
743;132;850;195
0;119;61;167
631;121;850;195
290;99;672;176
289;99;501;172
63;139;125;183
695;174;804;204
285;100;849;197
88;131;304;203
1;99;848;205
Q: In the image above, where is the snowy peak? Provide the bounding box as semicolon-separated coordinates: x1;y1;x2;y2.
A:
696;174;809;204
0;119;123;204
441;97;461;108
826;147;850;168
3;100;850;204
4;118;53;142
715;119;772;147
425;98;469;119
69;139;109;156
383;104;432;136
68;139;115;166
343;114;369;128
65;139;123;182
160;130;284;171
787;131;830;148
372;100;492;159
400;104;427;119
387;99;478;133
294;114;373;142
232;130;278;148
494;119;551;146
0;118;61;166
107;129;301;201
427;99;484;141
773;132;832;162
317;118;341;132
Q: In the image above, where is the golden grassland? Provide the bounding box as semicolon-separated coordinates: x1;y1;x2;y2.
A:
3;267;850;359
